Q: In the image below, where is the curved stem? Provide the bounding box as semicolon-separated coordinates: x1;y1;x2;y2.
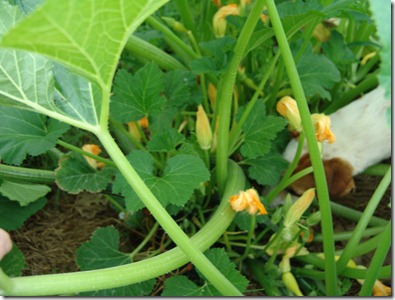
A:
216;0;267;193
96;129;242;296
3;160;245;296
265;0;338;295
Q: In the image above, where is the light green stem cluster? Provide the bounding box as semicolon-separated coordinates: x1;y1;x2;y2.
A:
264;0;338;295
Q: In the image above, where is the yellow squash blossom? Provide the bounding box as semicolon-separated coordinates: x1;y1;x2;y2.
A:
311;113;336;143
82;144;105;169
196;105;213;150
229;188;267;215
213;4;240;38
276;96;302;132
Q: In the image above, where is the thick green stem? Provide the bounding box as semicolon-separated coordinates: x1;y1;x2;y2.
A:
0;164;55;184
216;0;266;193
265;0;338;295
336;167;391;274
3;160;245;296
125;35;186;71
96;129;241;296
146;17;199;61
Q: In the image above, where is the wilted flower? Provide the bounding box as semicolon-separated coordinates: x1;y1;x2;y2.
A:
313;23;330;42
196;105;213;150
0;228;12;261
372;280;392;296
213;4;240;38
283;188;315;228
82;144;105;169
212;0;221;8
276;96;302;132
229;188;267;215
311;114;336;143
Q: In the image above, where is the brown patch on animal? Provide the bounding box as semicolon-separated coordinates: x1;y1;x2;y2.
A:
290;153;355;198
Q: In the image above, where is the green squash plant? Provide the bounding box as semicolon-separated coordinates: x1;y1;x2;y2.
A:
0;0;391;296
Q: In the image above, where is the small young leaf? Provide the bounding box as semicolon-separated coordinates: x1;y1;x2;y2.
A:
0;107;69;165
322;31;357;73
0;180;51;206
147;128;185;152
164;70;194;108
0;195;46;230
0;242;25;277
55;153;115;194
113;151;210;212
76;226;131;271
162;275;205;296
199;248;249;295
111;64;165;123
246;153;289;186
240;101;287;159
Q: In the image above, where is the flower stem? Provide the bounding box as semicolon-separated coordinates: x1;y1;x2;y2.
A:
336;167;391;274
216;0;267;193
359;221;391;296
265;0;338;295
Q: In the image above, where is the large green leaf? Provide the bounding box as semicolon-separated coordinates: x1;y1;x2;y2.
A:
0;195;46;230
1;0;169;88
113;151;210;212
0;3;101;131
0;106;69;165
0;180;51;206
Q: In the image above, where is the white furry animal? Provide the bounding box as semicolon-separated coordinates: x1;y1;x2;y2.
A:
283;87;391;197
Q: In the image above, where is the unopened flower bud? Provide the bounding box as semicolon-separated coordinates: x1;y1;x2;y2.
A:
284;188;315;228
277;96;302;132
282;271;303;296
313;23;330;42
306;211;321;226
208;83;217;110
196;105;213;150
128;121;142;142
162;17;188;34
